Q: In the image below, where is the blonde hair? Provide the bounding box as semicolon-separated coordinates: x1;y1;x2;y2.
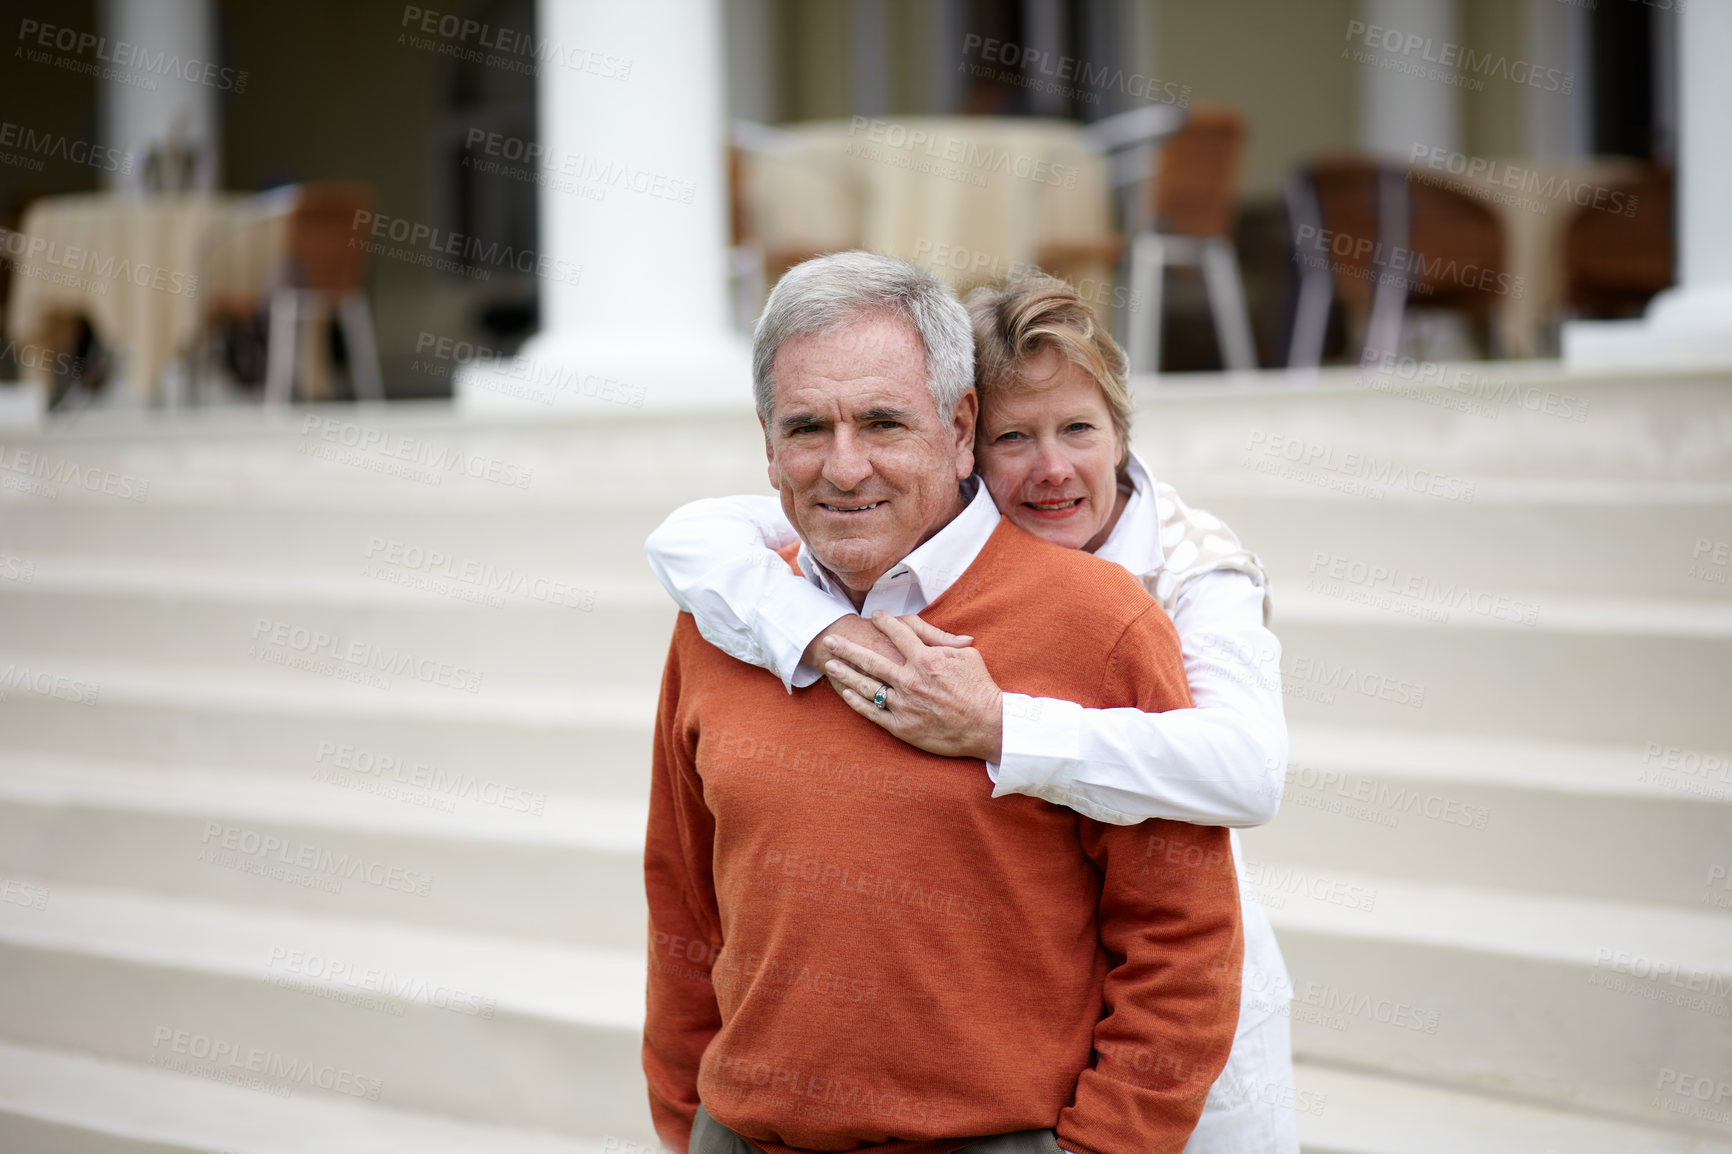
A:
964;274;1133;466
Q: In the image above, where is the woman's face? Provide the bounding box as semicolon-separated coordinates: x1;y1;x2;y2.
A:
976;347;1124;553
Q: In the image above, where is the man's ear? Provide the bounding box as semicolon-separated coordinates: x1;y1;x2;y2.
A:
951;390;978;480
760;415;781;491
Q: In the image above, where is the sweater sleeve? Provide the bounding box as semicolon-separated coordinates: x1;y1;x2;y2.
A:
1056;605;1244;1154
642;618;725;1152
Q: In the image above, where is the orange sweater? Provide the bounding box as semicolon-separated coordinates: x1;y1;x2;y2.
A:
643;519;1242;1154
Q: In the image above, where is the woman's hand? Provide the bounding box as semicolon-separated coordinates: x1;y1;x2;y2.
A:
822;611;1004;762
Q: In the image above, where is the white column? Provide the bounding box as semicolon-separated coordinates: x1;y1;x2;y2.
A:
852;0;888;119
724;0;778;124
1524;0;1592;159
459;0;751;411
1564;1;1732;368
1023;0;1067;117
1358;0;1461;158
99;0;219;193
927;0;966;114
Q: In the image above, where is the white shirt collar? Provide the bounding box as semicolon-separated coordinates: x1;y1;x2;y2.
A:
1091;450;1165;579
796;477;1001;616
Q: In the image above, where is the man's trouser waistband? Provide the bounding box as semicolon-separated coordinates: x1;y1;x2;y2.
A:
690;1104;1063;1154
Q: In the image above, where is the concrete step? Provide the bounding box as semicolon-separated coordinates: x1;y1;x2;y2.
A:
0;652;655;797
1272;592;1732;749
1134;364;1732;486
0;502;680;575
6;1049;1730;1154
0;1039;624;1154
1259;872;1732;1138
0;752;645;948
1185;487;1732;602
0;401;770;506
0;884;653;1141
0;561;680;684
1292;1060;1732;1153
1245;727;1732;913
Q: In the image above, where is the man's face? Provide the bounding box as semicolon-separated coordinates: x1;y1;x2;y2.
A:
763;314;977;602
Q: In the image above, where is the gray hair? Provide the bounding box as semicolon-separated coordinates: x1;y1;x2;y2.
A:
751;251;975;424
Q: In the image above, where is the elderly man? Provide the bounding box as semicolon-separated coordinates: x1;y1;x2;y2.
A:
644;252;1242;1154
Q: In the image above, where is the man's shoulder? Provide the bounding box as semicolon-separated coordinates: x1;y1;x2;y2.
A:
983;521;1157;616
933;521;1184;708
928;520;1171;659
668;611;775;678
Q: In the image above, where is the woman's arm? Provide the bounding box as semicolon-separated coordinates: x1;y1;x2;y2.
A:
823;570;1287;828
991;570;1286;827
643;495;848;690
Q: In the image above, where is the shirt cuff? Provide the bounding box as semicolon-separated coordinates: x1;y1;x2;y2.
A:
989;695;1084;794
757;599;852;693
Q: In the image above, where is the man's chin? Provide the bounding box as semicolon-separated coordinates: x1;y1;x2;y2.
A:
801;533;891;588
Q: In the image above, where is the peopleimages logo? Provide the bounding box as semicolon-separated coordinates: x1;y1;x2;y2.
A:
961;33;1191;107
249;616;484;695
0;226;199;299
1357;351;1591;424
1342;19;1574;94
1306;549;1540;626
148;1026;380;1099
1243;430;1477;504
0;442;150;502
1408;145;1638;218
398;5;632;79
1293;223;1522;300
846;118;1080;189
462;129;695;205
348;210;583;286
0;121;130;173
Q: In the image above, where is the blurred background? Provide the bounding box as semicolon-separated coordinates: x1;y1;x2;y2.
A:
0;1;1727;1152
0;0;1697;406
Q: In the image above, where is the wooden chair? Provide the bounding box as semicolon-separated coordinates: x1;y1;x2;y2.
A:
1400;172;1505;353
1076;103;1187;235
1286;155;1505;366
1563;165;1673;318
1124;106;1257;373
1035;105;1185;322
263;183;386;406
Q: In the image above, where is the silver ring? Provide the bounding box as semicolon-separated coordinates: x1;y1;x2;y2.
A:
873;683;890;710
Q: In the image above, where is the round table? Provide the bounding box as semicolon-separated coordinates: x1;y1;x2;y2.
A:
742;117;1112;291
5;193;283;402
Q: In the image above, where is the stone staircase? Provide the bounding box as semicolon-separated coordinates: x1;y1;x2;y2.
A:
0;365;1728;1152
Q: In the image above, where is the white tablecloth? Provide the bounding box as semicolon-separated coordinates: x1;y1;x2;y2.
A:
5;193;282;400
745;117;1111;290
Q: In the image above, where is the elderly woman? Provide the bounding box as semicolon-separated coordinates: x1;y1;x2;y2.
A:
645;274;1296;1154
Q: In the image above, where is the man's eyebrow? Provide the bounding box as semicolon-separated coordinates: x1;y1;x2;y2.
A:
777;411;828;433
857;406;913;422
